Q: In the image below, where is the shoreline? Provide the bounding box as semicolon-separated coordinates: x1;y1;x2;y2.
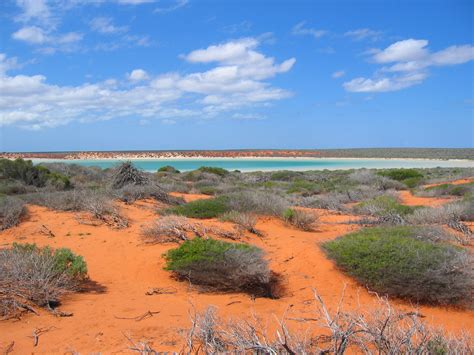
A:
27;156;474;163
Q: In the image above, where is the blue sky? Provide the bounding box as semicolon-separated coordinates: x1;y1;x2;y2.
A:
0;0;473;152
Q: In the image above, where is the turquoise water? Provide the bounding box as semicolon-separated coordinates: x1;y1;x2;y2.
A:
31;158;474;172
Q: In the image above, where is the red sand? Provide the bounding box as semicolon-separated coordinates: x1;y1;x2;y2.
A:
0;197;473;353
423;178;474;189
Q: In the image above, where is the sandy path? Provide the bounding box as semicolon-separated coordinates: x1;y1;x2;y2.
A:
0;201;473;353
398;190;455;207
423;177;474;189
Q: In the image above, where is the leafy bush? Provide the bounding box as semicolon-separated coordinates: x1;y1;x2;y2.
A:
283;208;318;231
421;182;474;197
0;243;87;318
270;170;300;181
0;196;27;231
157;165;180;173
355;195;416;217
164;238;276;297
378;168;424;187
0;158;70;188
323;226;473;306
167;196;230;219
197;166;229;177
287;179;321;194
198;186;217;195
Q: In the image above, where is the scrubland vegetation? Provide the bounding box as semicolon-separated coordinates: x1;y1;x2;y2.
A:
1;158;473;351
0;243;87;319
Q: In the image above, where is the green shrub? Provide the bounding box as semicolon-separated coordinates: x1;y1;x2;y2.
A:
378;168;424;181
167;196;230;218
378;169;424;187
0;158;70;188
12;243;87;279
322;226;473;306
1;243;88;317
157;165;180;173
423;182;473;197
164;238;276;297
287;179;320;194
356;195;416;216
270;170;300;181
197;166;229;177
199;186;217;195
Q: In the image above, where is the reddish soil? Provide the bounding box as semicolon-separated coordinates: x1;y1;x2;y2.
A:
423;178;474;189
398;190;455;207
0;195;473;353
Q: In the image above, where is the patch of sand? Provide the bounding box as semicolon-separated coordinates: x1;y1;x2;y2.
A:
398;190;455;207
169;192;212;202
0;198;473;353
423;178;474;189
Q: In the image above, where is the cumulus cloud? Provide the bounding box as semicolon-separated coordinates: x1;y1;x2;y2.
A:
128;69;149;81
344;39;474;93
292;21;327;39
0;38;295;129
12;25;83;51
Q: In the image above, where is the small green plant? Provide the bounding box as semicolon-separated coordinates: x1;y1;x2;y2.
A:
287;179;320;194
12;242;87;278
199;186;217;195
377;169;424;187
356;195;417;216
322;226;473;306
164;238;276;297
166;196;230;218
197;166;229;176
157;165;180;173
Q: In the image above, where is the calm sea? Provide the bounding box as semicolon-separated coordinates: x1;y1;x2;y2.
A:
31;158;474;172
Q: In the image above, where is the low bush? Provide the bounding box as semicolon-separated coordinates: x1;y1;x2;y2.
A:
270;170;300;181
164;238;276;297
142;215;196;243
420;182;474;197
198;186;217;195
0;243;87;318
167;196;230;219
407;201;472;225
225;191;289;217
113;184;184;205
157;165;180;173
283;208;317;231
0;196;27;231
197;166;229;177
182;292;473;354
220;211;259;234
0;158;70;189
323;226;473;306
298;192;348;211
286;179;321;194
377;168;424;187
355;195;416;224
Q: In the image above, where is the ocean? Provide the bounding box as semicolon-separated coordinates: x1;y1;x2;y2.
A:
31;158;474;172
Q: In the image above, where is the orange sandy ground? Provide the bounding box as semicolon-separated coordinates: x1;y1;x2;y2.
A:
423;178;474;189
1;189;473;353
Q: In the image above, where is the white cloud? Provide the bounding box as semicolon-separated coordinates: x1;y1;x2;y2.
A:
15;0;51;24
90;17;128;34
154;0;188;13
373;39;429;63
12;26;48;44
344;28;382;41
128;69;149;81
332;70;345;79
344;39;474;93
292;21;327;39
0;38;295;129
12;25;83;51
